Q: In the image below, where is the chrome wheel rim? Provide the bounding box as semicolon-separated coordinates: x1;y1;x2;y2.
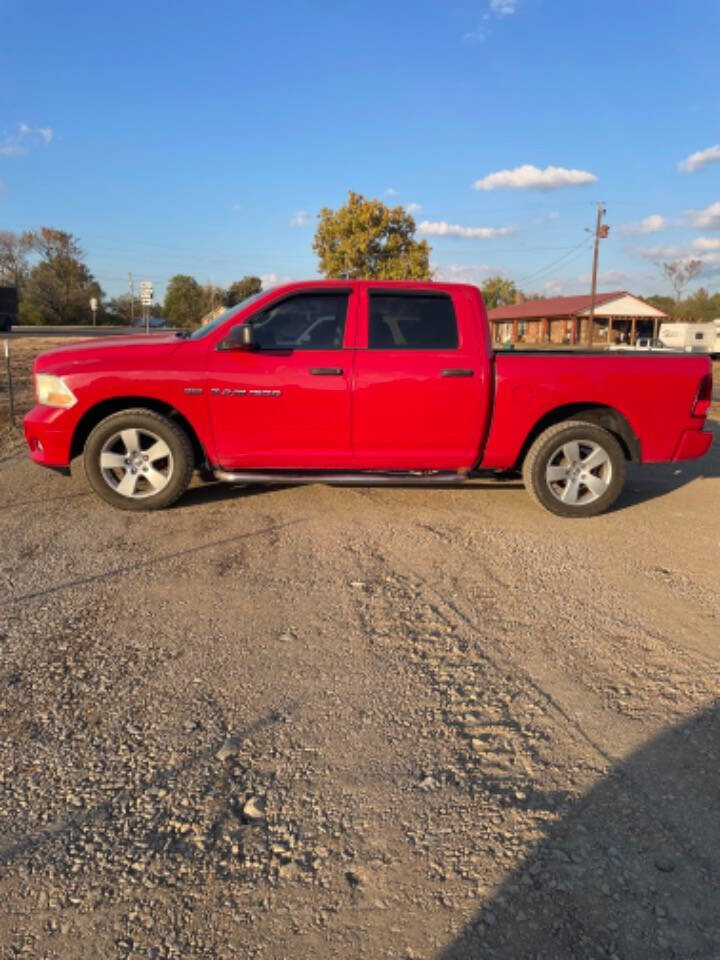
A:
545;439;612;506
99;428;174;499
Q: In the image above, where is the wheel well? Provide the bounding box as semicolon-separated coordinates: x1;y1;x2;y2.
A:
515;404;640;469
70;397;208;467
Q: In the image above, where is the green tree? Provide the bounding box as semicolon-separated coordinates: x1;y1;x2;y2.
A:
0;230;36;293
164;274;204;328
23;227;103;324
482;275;518;309
676;287;720;321
225;276;263;306
106;294;143;325
645;294;677;316
313;191;431;280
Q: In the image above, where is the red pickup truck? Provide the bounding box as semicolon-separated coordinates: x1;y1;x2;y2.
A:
24;280;713;517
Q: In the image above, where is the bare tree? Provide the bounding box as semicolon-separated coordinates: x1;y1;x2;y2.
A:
661;259;702;303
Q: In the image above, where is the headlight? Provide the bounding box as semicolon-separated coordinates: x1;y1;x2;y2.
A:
35;373;78;409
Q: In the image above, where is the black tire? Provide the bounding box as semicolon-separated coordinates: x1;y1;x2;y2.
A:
522;420;626;518
84;408;194;511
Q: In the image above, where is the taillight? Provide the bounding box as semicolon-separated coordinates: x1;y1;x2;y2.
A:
692;373;712;418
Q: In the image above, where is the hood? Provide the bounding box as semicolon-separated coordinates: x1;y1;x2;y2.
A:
34;333;185;373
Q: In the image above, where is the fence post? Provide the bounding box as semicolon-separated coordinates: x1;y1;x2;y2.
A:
4;339;14;427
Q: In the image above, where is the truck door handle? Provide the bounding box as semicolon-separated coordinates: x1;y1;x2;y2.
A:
441;368;474;377
310;367;344;376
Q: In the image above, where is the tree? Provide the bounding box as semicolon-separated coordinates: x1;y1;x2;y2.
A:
164;275;204;328
0;230;36;293
645;294;677;316
676;287;720;321
313;191;431;280
482;275;518;309
23;227;102;324
225;276;262;307
106;294;143;325
661;259;702;303
200;283;227;315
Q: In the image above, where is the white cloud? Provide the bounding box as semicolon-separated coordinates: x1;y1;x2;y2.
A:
490;0;517;14
618;213;667;235
260;273;292;290
540;278;571;296
635;244;687;260
418;220;516;239
693;236;720;251
464;0;517;40
689;201;720;230
432;263;495;285
0;123;54;157
463;24;489;42
406;202;422;214
678;145;720;173
473;164;597;191
290;211;310;227
577;269;632;287
384;187;399;197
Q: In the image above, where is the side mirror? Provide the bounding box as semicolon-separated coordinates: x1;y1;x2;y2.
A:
220;324;254;351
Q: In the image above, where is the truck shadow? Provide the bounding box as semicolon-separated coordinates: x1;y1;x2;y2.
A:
437;701;720;960
616;418;720;511
178;418;719;512
180;479;524;507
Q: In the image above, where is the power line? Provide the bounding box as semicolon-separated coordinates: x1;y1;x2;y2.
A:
514;238;593;286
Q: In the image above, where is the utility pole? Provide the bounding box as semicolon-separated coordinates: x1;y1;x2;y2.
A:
586;203;609;346
129;272;135;328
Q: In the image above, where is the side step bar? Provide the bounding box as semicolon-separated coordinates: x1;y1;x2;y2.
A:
213;469;468;487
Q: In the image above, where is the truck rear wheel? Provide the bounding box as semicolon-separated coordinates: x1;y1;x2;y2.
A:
84;408;194;510
522;420;626;518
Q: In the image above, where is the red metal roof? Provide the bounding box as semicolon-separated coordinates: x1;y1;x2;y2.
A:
488;291;629;321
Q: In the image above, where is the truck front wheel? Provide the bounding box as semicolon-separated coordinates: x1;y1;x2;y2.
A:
522;420;626;518
84;408;194;510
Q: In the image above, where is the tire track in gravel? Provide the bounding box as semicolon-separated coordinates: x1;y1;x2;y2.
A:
329;487;720;884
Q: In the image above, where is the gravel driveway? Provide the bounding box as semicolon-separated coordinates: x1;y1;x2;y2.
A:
1;420;719;959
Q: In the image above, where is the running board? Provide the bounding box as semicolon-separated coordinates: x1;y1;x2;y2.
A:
213;469;467;487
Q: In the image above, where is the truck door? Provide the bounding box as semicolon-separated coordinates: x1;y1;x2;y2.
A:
352;289;486;469
207;289;357;469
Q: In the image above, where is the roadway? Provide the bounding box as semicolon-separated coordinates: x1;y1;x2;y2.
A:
2;325;163;339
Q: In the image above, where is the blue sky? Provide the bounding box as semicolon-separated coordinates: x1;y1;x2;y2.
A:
2;0;719;301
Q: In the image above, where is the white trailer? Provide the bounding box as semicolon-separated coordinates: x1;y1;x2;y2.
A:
658;322;715;354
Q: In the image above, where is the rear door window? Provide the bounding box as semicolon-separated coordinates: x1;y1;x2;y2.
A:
368;294;458;350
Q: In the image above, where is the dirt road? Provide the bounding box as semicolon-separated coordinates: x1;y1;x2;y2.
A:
1;408;719;959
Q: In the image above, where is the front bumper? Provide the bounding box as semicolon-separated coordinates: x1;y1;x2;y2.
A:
672;427;713;461
23;405;76;468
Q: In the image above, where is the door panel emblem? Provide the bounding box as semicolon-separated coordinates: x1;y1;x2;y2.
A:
210;387;282;398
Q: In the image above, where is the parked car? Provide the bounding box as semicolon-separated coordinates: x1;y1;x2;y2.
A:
131;315;172;330
608;337;674;351
24;281;713;517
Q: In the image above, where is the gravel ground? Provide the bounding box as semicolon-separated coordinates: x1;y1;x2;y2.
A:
1;344;720;959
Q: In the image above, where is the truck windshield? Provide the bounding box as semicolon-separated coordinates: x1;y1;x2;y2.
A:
188;290;268;340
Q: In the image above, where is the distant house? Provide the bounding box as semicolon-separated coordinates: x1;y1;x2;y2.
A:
488;292;669;346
